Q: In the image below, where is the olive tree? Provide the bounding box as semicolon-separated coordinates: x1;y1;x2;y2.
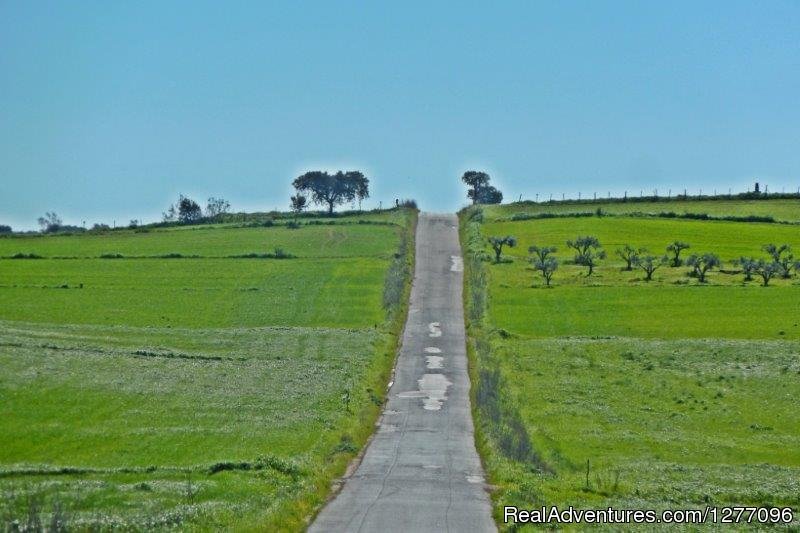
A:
533;256;558;286
566;236;605;275
762;244;795;278
685;253;721;283
488;235;517;263
754;260;782;287
733;256;758;281
666;241;691;267
528;244;557;263
633;254;668;281
616;244;645;271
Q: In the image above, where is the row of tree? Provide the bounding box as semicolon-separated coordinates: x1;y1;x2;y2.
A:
489;236;799;287
16;167;496;233
162;196;231;223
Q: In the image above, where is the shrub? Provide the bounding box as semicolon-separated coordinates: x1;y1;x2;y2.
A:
397;199;418;209
227;248;295;259
99;253;124;259
10;253;43;259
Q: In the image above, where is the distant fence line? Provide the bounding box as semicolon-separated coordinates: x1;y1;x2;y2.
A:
512;188;800;205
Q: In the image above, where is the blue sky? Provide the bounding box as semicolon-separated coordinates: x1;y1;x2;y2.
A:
2;1;799;228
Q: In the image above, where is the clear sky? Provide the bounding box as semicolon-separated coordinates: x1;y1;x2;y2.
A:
2;1;799;228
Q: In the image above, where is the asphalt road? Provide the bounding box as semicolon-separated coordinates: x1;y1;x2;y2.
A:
309;213;496;533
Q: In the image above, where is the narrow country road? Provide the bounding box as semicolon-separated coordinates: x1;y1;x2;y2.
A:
309;213;496;533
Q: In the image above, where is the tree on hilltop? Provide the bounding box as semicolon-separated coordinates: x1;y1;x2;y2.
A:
290;194;307;214
292;171;369;214
461;171;503;205
37;212;62;233
205;197;231;218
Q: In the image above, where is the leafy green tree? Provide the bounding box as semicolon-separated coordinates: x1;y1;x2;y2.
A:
293;170;369;214
633;254;668;281
475;185;503;204
205;197;231;218
162;204;177;222
685;253;721;283
461;171;503;204
666;241;690;267
533;256;558;286
762;244;795;278
461;171;490;204
178;195;202;223
0;225;12;234
488;235;517;263
566;236;605;275
37;212;62;233
616;244;645;271
290;194;307;214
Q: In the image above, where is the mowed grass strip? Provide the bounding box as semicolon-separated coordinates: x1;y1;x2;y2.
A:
0;222;399;259
0;257;387;328
492;285;800;339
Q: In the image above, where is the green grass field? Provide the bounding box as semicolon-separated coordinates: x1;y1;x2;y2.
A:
460;201;800;529
486;197;800;223
0;209;417;530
